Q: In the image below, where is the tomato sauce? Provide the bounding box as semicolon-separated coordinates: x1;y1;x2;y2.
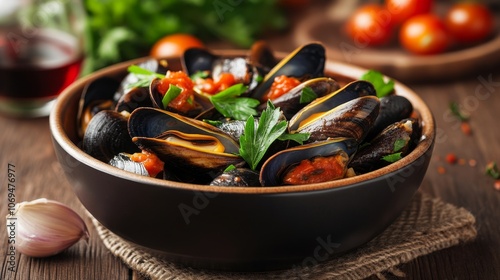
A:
282;154;348;185
130;151;164;178
194;72;236;95
157;71;195;113
265;75;301;101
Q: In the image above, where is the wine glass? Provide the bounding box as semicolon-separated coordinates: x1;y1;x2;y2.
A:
0;0;86;117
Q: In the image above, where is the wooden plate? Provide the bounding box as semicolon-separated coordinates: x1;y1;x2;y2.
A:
294;0;500;82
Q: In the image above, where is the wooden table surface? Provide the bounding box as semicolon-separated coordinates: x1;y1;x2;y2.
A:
2;10;500;280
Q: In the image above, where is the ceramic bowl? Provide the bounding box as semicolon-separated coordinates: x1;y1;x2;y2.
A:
49;50;435;271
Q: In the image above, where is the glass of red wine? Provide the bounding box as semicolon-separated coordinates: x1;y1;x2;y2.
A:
0;0;86;117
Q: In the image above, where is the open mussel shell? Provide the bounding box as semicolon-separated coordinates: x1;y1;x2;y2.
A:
294;95;380;143
210;168;260;187
267;77;340;119
259;137;358;186
365;95;413;141
251;43;326;100
115;87;153;113
109;153;149;177
349;118;421;174
132;136;243;175
82;110;140;162
77;77;120;138
182;48;262;93
247;40;277;74
128;108;243;174
288;80;376;131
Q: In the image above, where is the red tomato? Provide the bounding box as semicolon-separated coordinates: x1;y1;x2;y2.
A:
265;75;301;100
385;0;433;26
399;14;448;55
157;71;196;113
150;34;204;58
445;3;494;44
345;4;394;47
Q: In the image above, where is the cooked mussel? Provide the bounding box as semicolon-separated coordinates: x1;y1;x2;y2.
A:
292;95;380;143
251;43;326;100
210;168;260;187
365;95;413;141
128;108;244;175
264;77;340;119
259;137;358;186
247;41;278;74
182;48;262;94
77;77;120;138
82;110;140;162
288;80;376;131
115;87;153;113
349;118;420;174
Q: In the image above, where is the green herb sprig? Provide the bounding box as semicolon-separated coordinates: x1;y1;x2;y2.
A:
361;70;395;98
449;101;470;122
239;102;309;170
382;138;406;163
127;65;165;89
209;84;260;121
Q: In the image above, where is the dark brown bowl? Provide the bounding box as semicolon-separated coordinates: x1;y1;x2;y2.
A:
49;51;435;271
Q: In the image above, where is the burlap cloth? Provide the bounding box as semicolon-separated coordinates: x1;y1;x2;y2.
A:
90;191;477;280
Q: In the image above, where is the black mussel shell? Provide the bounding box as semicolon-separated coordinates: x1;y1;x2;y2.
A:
115;87;153;113
210;168;261;187
365;95;413;141
262;77;340;119
349;118;420;174
288;80;376;132
260;137;358;186
251;43;326;100
295;95;380;143
82;110;140;162
77;77;120;138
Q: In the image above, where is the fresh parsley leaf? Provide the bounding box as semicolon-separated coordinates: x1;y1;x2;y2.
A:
393;139;406;152
209;83;259;121
300;86;317;104
224;164;236;172
162;84;182;109
449;101;470;122
361;70;395;98
239;102;288;170
127;65;165;89
203;119;223;126
382;152;402;163
485;162;500;179
190;70;210;80
278;132;310;145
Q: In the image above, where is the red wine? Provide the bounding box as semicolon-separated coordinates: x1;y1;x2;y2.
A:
0;29;83;100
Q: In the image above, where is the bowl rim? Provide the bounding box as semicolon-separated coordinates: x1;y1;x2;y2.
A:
50;50;435;195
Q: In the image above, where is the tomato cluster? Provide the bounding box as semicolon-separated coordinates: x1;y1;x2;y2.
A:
345;0;495;55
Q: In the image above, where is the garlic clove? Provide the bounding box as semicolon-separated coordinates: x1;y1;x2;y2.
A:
6;198;89;257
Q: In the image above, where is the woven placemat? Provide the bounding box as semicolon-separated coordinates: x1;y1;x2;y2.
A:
90;191;477;280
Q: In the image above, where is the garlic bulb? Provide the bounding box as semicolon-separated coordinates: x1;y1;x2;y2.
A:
6;198;89;257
